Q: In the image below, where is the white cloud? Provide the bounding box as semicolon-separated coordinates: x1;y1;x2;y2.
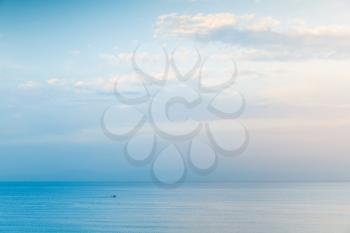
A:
246;16;280;32
73;74;143;94
73;78;116;93
155;13;239;37
289;19;350;37
47;78;60;85
99;53;120;65
17;81;40;90
155;13;350;59
154;12;281;38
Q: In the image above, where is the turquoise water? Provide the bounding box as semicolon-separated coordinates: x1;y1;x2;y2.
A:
0;182;350;233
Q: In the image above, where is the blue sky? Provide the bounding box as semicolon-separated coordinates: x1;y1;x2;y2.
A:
1;0;350;182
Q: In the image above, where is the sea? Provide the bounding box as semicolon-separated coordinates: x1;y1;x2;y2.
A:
0;182;349;233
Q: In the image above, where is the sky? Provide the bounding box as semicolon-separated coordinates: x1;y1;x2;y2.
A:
1;0;350;182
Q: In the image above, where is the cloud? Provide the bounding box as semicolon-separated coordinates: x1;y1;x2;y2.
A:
155;13;240;37
72;74;147;95
99;53;120;65
47;78;60;85
246;16;280;32
154;12;281;38
155;13;350;59
289;18;350;37
17;81;40;90
73;77;117;93
16;73;147;98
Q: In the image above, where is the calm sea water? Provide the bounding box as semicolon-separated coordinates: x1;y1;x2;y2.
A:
0;182;349;233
